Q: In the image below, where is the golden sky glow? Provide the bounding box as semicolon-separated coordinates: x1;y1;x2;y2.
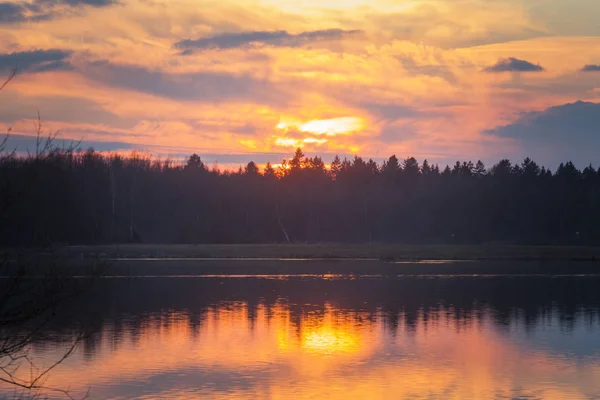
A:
1;0;600;167
22;301;600;399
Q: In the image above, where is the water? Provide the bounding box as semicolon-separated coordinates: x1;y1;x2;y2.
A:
3;274;600;399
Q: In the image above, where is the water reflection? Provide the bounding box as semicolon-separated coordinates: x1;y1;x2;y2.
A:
4;276;600;399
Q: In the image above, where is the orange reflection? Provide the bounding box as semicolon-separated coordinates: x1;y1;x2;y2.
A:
275;304;363;355
302;327;359;354
10;302;600;400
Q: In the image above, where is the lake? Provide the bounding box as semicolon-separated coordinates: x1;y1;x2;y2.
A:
2;271;600;399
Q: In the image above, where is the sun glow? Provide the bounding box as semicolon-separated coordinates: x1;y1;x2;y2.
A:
274;116;365;149
277;117;365;136
273;303;365;355
274;137;301;147
274;137;328;148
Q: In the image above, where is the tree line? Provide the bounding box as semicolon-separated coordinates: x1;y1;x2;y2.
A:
1;146;599;246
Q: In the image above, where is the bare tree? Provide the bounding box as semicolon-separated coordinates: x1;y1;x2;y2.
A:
0;68;17;160
0;69;93;399
0;253;90;399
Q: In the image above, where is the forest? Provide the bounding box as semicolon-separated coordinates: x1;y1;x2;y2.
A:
1;145;599;246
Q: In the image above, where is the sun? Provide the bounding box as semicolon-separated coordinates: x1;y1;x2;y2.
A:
277;117;365;136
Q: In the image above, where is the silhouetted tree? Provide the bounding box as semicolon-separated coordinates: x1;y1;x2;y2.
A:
185;153;204;170
473;160;487;177
329;155;341;180
0;144;599;245
245;161;260;176
263;162;276;179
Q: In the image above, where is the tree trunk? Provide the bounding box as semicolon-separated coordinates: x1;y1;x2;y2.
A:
110;166;116;241
276;203;290;243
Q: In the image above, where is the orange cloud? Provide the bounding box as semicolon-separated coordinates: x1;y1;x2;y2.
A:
1;0;600;167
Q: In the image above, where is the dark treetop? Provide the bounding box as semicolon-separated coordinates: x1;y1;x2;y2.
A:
1;147;599;246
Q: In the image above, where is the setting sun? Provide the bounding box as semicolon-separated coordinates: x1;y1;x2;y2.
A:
277;117;365;136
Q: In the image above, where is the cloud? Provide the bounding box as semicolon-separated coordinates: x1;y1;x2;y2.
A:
81;60;286;104
356;2;548;49
0;49;72;73
0;93;135;129
0;0;116;24
396;56;457;84
378;120;420;144
49;0;116;6
0;132;302;166
2;133;136;154
174;29;362;52
0;2;28;23
0;2;53;24
360;102;419;121
484;101;600;167
581;64;600;72
484;57;544;73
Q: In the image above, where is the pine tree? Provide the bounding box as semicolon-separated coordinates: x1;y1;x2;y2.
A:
244;161;260;176
263;162;276;178
473;160;486;177
421;159;431;176
330;155;342;180
289;148;305;172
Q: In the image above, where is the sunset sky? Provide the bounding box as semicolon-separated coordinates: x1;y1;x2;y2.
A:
1;0;600;168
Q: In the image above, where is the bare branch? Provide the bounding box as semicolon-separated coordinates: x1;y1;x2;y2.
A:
0;68;17;93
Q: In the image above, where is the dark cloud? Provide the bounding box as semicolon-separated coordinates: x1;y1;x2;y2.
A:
82;60;286;104
2;133;136;154
52;0;116;6
1;131;359;166
581;64;600;72
493;69;600;98
485;101;600;167
0;2;55;23
0;49;72;73
174;29;362;53
0;2;28;23
484;58;544;73
0;0;115;24
191;151;362;168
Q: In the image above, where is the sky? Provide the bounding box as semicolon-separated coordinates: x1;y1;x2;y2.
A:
1;0;600;169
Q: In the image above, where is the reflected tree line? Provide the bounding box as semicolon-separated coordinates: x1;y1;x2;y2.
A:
30;277;600;358
2;147;600;245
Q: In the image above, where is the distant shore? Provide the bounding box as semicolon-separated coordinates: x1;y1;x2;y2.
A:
7;244;600;276
60;243;600;262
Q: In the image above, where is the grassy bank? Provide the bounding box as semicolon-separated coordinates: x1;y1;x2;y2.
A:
60;243;600;262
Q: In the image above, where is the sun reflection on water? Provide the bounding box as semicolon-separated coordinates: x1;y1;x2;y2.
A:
9;295;600;400
302;327;359;354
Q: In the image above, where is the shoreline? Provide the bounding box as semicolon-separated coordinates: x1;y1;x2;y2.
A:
5;244;599;277
58;243;600;262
